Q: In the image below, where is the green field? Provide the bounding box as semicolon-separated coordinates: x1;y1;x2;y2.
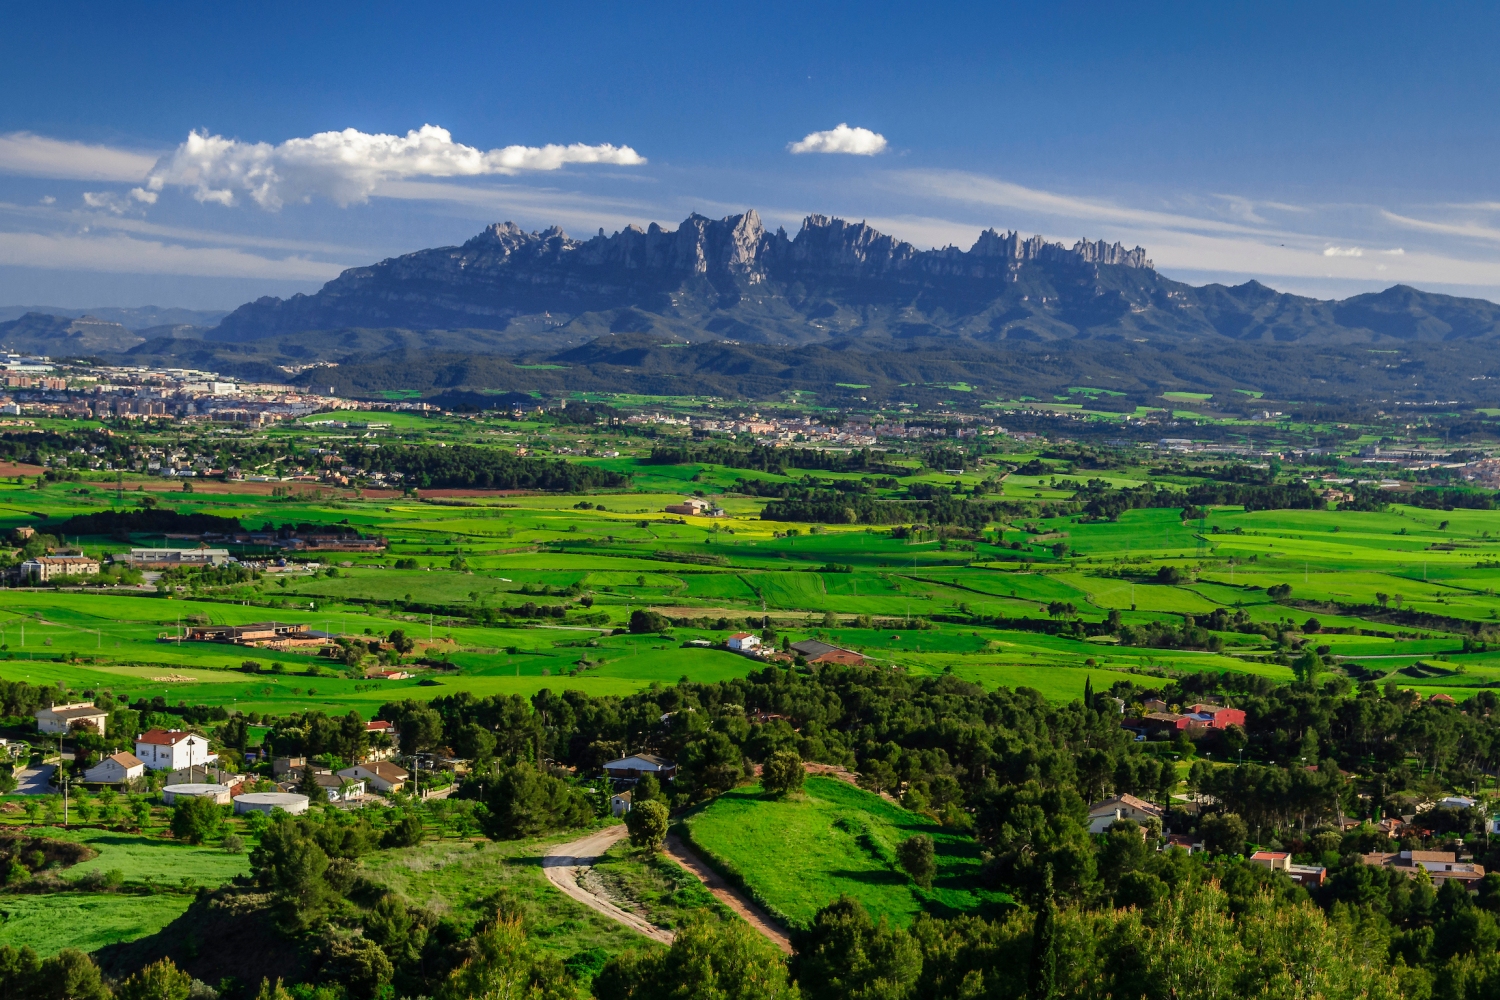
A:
682;776;1009;929
0;892;195;954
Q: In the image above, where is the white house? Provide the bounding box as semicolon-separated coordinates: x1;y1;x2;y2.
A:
611;790;632;817
727;632;761;652
135;728;217;772
339;761;408;794
1087;793;1164;834
83;751;144;784
36;702;108;736
603;753;678;782
311;772;366;802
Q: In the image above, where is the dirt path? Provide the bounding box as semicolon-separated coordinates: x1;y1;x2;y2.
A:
543;826;674;945
663;833;793;955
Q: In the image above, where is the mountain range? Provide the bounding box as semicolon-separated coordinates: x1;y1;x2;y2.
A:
7;210;1500;408
211;210;1500;351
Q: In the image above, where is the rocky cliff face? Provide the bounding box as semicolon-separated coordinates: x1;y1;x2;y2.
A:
210;210;1500;348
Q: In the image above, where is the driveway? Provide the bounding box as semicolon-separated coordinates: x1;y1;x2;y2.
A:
13;764;55;795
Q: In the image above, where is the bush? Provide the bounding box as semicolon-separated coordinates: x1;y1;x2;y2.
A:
381;812;426;848
625;799;669;851
222;834;245;854
116;957;194;1000
629;609;670;634
896;835;936;889
170;795;223;845
761;750;804;796
595;915;797;1000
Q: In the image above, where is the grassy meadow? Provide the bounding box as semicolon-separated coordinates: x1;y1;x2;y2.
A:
682;776;1010;928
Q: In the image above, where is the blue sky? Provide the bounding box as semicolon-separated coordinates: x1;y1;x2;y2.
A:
4;2;1500;309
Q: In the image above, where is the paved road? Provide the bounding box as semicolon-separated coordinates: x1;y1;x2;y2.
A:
543;826;674;945
14;764;55;795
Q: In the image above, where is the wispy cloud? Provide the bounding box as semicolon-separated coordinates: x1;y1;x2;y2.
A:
891;169;1280;238
144;125;647;210
0;230;344;280
0;132;159;182
1380;209;1500;244
789;124;888;156
1323;246;1362;257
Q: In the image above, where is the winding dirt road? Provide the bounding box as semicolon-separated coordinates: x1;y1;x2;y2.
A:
542;825;794;955
664;833;793;955
543;826;674;944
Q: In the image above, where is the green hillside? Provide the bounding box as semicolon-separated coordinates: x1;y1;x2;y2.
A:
682;776;1009;929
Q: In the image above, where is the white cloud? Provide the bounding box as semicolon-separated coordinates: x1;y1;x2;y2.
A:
39;196;54;205
788;124;888;156
143;125;647;210
1323;246;1363;257
0;132;159;182
0;229;345;279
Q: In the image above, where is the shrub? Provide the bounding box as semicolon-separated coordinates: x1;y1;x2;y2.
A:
222;834;245;854
116;957;194;1000
896;835;936;889
381;812;425;848
170;795;223;845
625;799;669;851
761;750;804;797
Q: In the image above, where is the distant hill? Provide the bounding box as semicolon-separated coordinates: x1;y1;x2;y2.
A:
211;210;1500;349
0;305;227;330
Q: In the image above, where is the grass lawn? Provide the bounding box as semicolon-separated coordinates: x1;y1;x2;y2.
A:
682;776;1009;929
0;891;195;955
42;827;252;888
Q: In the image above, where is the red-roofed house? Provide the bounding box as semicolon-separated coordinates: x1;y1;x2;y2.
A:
1188;705;1247;729
134;729;217;772
1087;793;1163;833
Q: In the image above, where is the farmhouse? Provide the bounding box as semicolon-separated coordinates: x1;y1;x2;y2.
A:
171;621;335;649
790;639;866;666
36;702;107;736
135;728;217;772
603;753;678;782
1087;793;1163;834
21;555;99;581
339;761;408;794
727;632;761;652
1186;704;1247;729
664;497;723;516
83;751;144;784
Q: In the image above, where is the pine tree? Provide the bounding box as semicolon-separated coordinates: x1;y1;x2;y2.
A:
1028;864;1058;1000
297;766;323;803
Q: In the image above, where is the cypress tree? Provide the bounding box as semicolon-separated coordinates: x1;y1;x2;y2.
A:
1028;864;1058;1000
1083;675;1093;711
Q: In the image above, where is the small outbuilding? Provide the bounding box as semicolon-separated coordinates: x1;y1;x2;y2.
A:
611;790;632;817
234;792;309;816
